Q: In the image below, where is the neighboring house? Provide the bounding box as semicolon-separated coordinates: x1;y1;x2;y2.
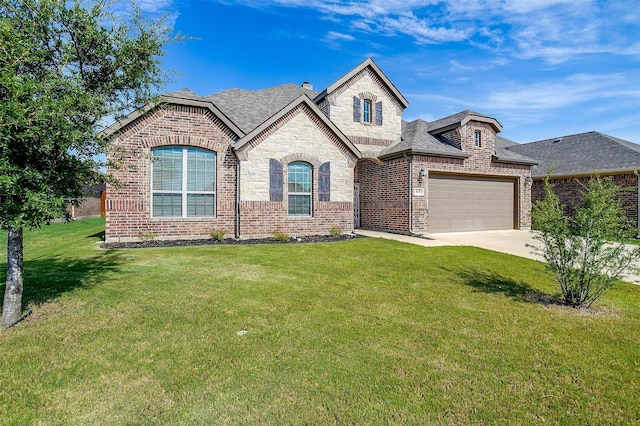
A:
507;131;640;230
67;182;106;219
102;58;537;243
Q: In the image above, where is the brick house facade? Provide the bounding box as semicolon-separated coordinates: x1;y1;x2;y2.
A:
507;131;640;233
103;58;536;242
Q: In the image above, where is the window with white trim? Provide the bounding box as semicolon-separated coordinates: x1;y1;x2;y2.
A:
474;130;482;148
152;147;216;217
288;162;312;216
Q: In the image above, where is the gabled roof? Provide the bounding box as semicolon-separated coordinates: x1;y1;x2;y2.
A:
507;131;640;178
427;110;503;134
101;89;244;138
234;95;361;160
314;58;409;109
380;119;470;160
207;83;318;134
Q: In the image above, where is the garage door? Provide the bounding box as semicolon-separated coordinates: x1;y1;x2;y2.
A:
429;175;516;232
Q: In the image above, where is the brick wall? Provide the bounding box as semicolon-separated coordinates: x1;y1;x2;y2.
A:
532;173;639;229
105;105;237;242
356;158;409;233
239;201;353;239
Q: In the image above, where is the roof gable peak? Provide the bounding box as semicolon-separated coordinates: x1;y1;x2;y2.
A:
314;57;408;109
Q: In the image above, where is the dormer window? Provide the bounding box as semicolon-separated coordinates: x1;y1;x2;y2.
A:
474;130;482;148
363;99;372;123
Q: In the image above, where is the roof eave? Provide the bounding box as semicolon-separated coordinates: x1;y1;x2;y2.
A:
379;148;470;161
492;155;538;166
100;95;245;139
429;115;503;135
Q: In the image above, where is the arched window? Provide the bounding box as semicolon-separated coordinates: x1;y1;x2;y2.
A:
288;162;312;216
152;147;216;217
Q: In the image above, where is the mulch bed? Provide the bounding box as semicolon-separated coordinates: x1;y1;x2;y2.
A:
101;233;365;249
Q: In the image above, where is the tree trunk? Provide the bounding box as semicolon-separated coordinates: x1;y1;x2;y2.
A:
2;227;24;327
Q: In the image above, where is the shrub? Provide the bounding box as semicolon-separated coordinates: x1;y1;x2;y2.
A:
530;176;640;308
137;231;157;241
271;231;290;242
329;226;343;237
210;229;226;242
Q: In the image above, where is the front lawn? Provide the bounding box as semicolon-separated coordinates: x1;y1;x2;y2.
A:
1;218;639;424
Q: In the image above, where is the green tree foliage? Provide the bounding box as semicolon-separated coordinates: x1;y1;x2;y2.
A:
0;0;174;326
530;176;640;308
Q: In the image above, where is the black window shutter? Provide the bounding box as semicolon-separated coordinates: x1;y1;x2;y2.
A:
319;162;330;202
269;159;283;202
375;101;383;126
353;96;361;122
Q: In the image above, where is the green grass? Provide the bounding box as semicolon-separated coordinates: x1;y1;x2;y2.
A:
1;218;639;425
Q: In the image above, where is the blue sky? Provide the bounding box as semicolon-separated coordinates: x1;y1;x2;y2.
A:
136;0;639;143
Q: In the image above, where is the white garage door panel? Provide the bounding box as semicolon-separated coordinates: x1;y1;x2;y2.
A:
429;175;515;232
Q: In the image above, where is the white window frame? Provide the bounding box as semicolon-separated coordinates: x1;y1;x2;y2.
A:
151;147;216;218
474;130;482;148
287;162;312;217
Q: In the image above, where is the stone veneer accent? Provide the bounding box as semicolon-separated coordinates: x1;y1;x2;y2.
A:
326;67;403;144
237;102;358;239
239;104;357;203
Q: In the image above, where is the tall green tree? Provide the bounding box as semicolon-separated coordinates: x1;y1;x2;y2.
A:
530;176;640;308
0;0;174;326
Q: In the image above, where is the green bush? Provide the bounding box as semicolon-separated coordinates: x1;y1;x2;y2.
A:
530;176;640;308
210;229;226;241
137;231;157;241
271;231;290;242
329;226;343;237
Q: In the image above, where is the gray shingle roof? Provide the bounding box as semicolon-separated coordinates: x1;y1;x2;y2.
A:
380;119;469;159
426;110;502;133
206;84;318;133
495;135;519;148
507;131;640;177
380;118;536;165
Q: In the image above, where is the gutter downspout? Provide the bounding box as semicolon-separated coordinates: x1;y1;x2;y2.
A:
635;170;640;238
235;157;241;240
407;153;413;235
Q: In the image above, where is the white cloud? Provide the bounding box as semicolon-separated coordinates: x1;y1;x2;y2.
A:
325;31;355;42
487;73;640;113
222;0;640;62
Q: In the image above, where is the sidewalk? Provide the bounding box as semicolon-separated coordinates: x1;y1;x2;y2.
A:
355;229;640;285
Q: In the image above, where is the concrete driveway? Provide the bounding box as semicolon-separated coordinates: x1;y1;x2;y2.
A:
355;229;640;285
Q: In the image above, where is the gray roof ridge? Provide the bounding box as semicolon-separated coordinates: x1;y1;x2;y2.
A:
517;130;599;145
599;132;640;156
206;82;317;99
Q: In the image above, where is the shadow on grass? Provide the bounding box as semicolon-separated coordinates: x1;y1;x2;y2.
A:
0;251;126;307
457;268;562;306
87;231;105;240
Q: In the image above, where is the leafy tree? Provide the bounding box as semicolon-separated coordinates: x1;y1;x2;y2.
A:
530;176;640;308
1;0;174;326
